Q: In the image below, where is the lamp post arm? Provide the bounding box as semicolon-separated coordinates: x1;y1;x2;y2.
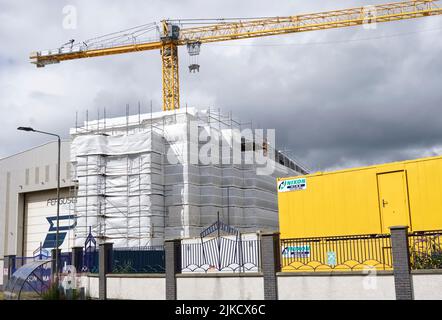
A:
55;136;61;282
17;127;62;284
32;130;61;140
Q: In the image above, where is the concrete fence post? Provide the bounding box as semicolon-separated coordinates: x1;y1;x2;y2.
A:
72;246;83;273
51;248;61;282
261;232;280;300
3;255;16;288
165;239;181;300
390;226;413;300
99;242;113;300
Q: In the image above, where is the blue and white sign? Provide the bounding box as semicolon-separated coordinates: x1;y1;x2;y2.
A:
277;178;307;192
282;245;310;258
327;251;337;266
25;195;77;257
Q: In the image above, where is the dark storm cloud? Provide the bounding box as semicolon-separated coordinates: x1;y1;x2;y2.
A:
203;20;442;171
0;0;441;171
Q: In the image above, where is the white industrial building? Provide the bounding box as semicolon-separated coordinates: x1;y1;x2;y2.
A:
0;107;307;287
0;140;75;288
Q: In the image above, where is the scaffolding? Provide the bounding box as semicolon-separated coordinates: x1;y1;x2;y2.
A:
70;106;309;247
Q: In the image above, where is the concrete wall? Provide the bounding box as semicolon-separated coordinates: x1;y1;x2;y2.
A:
177;274;264;300
278;272;396;300
106;274;165;300
75;271;442;300
79;275;99;299
412;272;442;300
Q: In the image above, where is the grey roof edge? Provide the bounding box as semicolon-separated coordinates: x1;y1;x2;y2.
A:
0;139;71;162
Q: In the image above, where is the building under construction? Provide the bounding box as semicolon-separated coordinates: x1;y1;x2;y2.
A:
26;0;442;249
70;107;307;247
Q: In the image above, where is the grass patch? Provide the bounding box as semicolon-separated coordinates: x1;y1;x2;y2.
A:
42;283;64;300
41;283;86;300
0;292;4;300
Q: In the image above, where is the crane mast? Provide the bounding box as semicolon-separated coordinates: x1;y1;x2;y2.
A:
30;0;442;111
161;22;181;111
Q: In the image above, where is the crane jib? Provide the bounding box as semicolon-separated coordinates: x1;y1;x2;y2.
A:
29;0;442;110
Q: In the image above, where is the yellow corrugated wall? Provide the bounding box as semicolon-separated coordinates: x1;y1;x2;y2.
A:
278;155;442;239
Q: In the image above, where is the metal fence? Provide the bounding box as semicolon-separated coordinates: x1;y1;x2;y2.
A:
281;234;393;272
81;248;99;273
112;246;165;273
59;252;72;272
409;230;442;270
181;238;261;273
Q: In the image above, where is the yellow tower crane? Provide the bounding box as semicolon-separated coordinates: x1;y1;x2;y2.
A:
30;0;442;111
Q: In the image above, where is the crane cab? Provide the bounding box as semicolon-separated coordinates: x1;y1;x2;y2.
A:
161;22;180;41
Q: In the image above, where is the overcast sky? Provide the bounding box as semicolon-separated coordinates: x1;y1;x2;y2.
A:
1;0;441;171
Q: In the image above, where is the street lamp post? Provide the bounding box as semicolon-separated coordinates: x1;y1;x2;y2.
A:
18;127;61;283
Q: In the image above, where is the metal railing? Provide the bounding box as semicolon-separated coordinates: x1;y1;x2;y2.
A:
409;230;442;270
58;252;72;273
281;234;393;272
81;249;99;273
181;238;261;273
112;246;165;273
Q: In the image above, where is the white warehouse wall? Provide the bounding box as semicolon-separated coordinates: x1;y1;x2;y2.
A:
0;140;73;257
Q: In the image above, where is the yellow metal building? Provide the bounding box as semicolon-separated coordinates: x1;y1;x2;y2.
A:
277;155;442;239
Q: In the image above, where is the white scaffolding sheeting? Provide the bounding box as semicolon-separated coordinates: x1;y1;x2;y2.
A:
70;108;305;247
72;130;164;247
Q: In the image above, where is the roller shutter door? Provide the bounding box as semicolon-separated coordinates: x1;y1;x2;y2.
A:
24;189;76;257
